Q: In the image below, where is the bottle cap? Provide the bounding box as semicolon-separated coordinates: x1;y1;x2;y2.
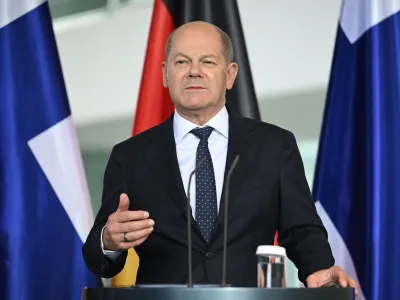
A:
256;245;286;257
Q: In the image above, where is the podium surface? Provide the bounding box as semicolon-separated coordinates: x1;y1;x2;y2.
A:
82;286;355;300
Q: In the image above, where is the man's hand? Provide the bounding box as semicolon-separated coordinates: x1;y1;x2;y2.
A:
306;266;359;296
102;193;154;251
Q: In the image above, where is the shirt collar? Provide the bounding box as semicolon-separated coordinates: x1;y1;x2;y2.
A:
173;105;229;144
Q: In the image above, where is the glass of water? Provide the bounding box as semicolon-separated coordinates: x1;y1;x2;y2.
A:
256;245;286;288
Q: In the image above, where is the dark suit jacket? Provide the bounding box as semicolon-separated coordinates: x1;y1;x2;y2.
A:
82;110;334;286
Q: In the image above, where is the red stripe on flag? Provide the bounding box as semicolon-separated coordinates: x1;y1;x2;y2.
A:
132;0;175;136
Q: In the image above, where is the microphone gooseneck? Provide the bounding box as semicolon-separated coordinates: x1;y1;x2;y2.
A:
187;156;207;287
221;155;240;287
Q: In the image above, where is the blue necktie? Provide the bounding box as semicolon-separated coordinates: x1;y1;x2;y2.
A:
191;126;217;243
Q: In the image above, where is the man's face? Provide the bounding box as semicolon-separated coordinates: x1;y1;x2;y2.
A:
162;24;238;114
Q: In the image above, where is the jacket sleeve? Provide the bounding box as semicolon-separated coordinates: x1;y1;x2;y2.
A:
82;144;129;278
277;131;335;284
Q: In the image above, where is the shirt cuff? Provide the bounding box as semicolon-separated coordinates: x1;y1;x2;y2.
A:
101;225;124;260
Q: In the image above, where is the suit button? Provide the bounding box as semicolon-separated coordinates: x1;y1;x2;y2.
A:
205;251;214;259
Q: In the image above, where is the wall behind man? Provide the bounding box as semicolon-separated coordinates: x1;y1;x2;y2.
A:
51;0;342;287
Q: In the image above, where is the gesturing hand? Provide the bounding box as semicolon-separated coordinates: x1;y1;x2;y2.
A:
102;193;154;251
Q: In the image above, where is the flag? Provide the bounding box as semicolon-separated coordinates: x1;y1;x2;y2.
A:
112;0;261;287
313;1;400;299
0;1;97;299
131;0;175;136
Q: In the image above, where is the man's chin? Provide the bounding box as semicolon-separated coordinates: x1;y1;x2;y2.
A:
179;100;210;111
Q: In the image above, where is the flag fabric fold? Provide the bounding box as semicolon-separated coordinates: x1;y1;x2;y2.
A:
313;1;400;299
0;1;97;299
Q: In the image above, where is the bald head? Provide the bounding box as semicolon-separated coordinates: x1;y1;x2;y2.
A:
165;21;234;65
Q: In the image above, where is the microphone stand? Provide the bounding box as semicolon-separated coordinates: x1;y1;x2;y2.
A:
186;157;207;287
221;155;240;287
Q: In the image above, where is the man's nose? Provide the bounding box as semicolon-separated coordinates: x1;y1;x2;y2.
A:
188;62;202;77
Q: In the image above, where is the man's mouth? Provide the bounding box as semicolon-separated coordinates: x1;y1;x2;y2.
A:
186;86;205;90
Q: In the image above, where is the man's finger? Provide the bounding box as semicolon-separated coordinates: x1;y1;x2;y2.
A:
328;267;346;287
349;278;359;296
116;210;150;222
122;227;154;243
117;193;130;212
118;218;155;233
337;270;349;287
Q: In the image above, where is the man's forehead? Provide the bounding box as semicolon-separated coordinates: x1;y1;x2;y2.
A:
171;37;222;56
171;48;222;59
174;25;220;42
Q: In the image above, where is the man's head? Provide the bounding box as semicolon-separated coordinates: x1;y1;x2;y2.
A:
162;21;238;123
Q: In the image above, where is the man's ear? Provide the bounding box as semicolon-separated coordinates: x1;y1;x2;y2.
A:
226;62;238;90
162;61;168;88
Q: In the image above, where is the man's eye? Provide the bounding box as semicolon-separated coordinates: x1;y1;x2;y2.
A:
204;61;214;64
176;60;187;64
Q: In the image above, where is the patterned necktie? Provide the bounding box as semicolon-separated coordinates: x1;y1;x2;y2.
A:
190;126;218;243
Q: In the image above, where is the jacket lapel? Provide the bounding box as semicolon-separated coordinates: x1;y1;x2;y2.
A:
142;114;204;242
210;112;258;245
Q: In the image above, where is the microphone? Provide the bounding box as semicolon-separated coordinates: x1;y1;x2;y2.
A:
186;156;207;288
221;155;240;287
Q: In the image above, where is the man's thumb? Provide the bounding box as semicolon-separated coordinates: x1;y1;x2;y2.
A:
117;193;130;212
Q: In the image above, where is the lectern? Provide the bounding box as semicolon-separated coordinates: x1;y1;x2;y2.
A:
82;286;355;300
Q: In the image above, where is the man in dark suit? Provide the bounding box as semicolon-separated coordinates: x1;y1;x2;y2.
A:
82;21;358;293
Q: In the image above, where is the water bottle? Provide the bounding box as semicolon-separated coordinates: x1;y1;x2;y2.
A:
256;245;286;288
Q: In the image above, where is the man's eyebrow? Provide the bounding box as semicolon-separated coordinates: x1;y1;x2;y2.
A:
174;52;191;59
174;52;217;60
200;54;217;60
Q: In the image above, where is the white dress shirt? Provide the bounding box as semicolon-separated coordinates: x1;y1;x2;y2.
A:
174;105;228;217
102;106;229;258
